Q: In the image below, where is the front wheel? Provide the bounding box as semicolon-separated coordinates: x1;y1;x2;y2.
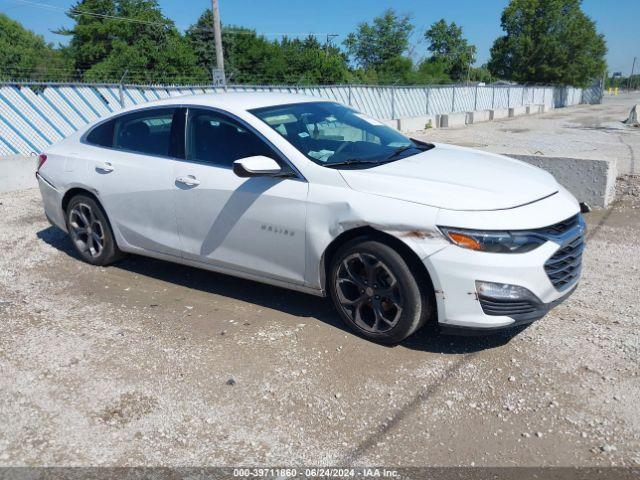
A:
328;239;432;344
65;194;123;266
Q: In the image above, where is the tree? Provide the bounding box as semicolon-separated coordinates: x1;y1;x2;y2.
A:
59;0;203;83
343;8;413;80
277;36;349;84
0;14;71;80
413;59;452;84
424;19;476;82
186;11;348;84
488;0;606;87
56;0;117;70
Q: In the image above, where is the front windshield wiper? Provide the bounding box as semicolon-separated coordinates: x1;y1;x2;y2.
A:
385;145;420;160
324;158;381;168
385;140;436;161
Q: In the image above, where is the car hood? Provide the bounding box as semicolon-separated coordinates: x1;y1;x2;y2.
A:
338;143;559;211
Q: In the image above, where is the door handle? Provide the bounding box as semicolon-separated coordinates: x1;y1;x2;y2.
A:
176;175;200;187
95;161;114;173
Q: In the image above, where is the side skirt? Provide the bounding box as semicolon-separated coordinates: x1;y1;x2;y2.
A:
118;244;327;298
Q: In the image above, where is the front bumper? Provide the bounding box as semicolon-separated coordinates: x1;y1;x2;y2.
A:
439;285;577;335
424;231;582;332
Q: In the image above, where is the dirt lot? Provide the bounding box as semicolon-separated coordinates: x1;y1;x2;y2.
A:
0;176;638;467
415;92;640;175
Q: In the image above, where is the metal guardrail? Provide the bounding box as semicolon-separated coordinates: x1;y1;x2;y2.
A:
0;82;601;156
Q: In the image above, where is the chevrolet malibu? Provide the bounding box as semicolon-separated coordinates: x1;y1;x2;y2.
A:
36;93;585;344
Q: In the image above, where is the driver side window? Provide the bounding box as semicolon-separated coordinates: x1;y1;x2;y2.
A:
186;108;278;168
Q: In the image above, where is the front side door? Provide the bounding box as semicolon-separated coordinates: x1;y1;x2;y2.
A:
85;107;183;257
172;107;308;285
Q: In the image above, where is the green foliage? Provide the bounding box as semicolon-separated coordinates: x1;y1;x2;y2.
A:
413;59;453;84
186;10;349;84
59;0;203;83
343;9;413;82
0;13;72;80
469;65;493;83
56;0;116;69
277;36;350;84
488;0;606;87
186;10;265;79
424;19;476;81
1;1;609;86
606;74;639;90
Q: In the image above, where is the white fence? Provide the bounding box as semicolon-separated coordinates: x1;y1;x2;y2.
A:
0;82;601;156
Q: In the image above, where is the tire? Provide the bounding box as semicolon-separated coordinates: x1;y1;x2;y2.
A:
65;194;123;266
328;238;433;344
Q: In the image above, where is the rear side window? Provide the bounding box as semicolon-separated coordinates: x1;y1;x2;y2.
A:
112;108;176;157
85;119;115;147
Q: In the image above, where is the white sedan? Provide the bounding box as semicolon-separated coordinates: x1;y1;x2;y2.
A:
36;93;585;343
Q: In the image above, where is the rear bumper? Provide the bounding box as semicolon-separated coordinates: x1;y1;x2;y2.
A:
36;173;67;232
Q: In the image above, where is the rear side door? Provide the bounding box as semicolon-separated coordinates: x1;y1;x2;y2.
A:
84;107;183;257
172;107;308;285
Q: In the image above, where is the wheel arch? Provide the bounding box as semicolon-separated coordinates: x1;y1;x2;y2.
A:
61;187;121;249
320;226;436;302
61;187;102;213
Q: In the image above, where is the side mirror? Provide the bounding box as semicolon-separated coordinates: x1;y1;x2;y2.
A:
233;156;282;178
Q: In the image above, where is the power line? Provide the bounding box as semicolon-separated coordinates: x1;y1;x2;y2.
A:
3;0;340;38
9;0;165;27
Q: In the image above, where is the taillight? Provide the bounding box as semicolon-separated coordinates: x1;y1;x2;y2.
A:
37;153;47;171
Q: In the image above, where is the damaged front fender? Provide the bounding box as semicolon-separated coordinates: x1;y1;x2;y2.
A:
304;184;449;291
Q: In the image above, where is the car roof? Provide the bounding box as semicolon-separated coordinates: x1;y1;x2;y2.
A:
123;92;329;112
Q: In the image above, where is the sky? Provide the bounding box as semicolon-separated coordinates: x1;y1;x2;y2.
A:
1;0;638;74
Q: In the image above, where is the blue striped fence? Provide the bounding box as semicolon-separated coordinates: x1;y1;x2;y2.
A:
0;82;599;156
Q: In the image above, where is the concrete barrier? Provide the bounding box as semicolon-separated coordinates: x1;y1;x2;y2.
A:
623;104;639;126
0;155;37;193
489;109;509;120
439;112;467;128
526;104;545;115
506;154;617;208
466;110;491;124
398;115;437;132
382;119;399;130
508;106;528;117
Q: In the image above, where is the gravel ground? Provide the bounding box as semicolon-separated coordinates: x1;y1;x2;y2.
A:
414;93;640;175
0;179;638;467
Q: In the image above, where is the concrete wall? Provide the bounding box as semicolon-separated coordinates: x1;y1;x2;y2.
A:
466;110;491;124
489;109;510;120
398;116;437;133
526;104;545;115
506;154;617;208
0;155;37;193
381;119;399;130
509;106;528;117
439;112;467;128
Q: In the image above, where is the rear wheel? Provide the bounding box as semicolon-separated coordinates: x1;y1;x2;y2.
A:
65;194;123;266
328;239;432;344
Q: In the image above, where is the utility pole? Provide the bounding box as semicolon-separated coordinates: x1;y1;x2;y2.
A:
629;57;637;92
325;34;338;55
211;0;225;85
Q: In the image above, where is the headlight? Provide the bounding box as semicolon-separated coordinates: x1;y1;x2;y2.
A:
438;226;546;253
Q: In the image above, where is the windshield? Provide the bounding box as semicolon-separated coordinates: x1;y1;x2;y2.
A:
249;102;431;167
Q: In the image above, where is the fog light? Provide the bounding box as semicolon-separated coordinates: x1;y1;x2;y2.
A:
475;281;539;302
